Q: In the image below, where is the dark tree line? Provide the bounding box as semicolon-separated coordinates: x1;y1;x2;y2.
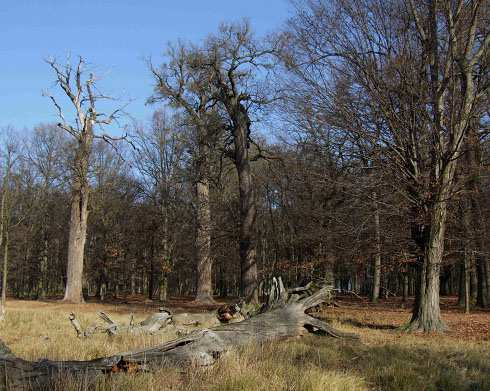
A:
0;0;489;332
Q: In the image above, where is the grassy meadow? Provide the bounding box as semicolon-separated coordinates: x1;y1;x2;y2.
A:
0;298;488;391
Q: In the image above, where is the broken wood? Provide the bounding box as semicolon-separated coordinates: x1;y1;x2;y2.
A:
0;283;358;389
69;308;173;338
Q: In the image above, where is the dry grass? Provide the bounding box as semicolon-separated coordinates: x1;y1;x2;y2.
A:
1;298;489;390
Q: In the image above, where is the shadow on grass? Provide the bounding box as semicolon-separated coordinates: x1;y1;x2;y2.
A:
341;318;399;330
291;337;490;391
49;335;490;391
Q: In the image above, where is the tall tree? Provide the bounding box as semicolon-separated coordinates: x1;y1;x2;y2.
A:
46;57;123;303
0;136;15;320
201;21;277;301
149;44;221;304
286;0;490;331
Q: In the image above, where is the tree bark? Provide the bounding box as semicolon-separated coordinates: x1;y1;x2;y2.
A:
402;273;409;302
38;235;49;299
195;165;214;303
371;191;381;303
158;275;167;302
234;115;258;302
407;196;448;332
63;139;91;304
464;251;471;314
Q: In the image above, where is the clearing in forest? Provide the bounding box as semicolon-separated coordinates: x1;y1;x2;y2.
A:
0;296;488;391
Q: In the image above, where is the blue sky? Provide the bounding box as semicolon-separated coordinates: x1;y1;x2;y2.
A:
0;0;291;131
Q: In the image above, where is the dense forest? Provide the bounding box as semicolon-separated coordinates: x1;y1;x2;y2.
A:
0;0;489;334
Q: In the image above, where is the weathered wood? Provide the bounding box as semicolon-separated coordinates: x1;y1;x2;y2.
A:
68;313;85;338
69;308;173;338
0;285;358;389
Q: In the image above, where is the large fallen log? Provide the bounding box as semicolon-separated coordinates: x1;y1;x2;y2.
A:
0;284;358;390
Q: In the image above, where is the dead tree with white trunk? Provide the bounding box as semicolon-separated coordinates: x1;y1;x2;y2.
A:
45;56;126;304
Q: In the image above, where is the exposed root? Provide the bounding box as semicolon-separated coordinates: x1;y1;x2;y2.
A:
401;318;448;333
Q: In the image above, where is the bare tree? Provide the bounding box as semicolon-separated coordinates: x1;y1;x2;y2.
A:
201;21;277;301
45;56;124;303
149;44;222;304
26;124;66;298
286;0;490;331
131;111;187;302
0;135;15;320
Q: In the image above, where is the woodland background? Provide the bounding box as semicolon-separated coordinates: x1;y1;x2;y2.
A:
0;0;488;328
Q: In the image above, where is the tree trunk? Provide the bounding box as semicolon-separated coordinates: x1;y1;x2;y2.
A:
130;271;136;296
234;117;258;302
464;251;471;314
63;142;91;304
485;257;490;306
38;235;49;299
407;196;447;332
148;247;154;300
195;145;214;303
0;227;8;320
0;153;10;320
158;199;170;303
476;255;487;307
465;123;487;307
402;273;409;302
371;191;381;302
158;275;167;302
458;260;465;306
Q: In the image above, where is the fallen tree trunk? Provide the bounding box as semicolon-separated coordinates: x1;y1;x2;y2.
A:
0;284;358;389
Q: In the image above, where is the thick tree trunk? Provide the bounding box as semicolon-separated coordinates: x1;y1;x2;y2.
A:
63;140;91;304
195;138;214;303
63;184;89;303
234;118;258;302
195;174;214;303
407;196;448;332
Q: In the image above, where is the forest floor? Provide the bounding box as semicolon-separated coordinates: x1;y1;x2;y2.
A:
0;295;488;390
